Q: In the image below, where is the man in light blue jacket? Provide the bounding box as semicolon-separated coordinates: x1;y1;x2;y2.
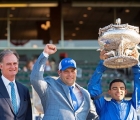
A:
88;50;140;120
30;44;98;120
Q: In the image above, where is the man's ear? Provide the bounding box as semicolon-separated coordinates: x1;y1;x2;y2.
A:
57;70;61;76
108;90;111;95
125;89;128;95
0;63;2;69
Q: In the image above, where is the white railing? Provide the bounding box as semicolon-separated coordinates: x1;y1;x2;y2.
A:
0;39;99;50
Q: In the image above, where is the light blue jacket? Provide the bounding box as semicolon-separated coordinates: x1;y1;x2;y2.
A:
30;53;99;120
88;60;140;120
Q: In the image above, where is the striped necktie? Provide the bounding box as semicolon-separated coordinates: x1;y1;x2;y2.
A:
69;86;78;111
9;82;18;114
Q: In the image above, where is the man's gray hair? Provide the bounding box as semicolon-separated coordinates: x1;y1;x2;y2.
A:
0;49;19;62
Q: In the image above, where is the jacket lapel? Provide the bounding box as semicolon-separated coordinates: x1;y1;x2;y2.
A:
15;81;24;115
57;78;86;111
0;77;13;111
57;78;74;109
75;84;85;111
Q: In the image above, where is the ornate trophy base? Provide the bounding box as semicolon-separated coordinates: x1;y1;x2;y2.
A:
104;56;138;69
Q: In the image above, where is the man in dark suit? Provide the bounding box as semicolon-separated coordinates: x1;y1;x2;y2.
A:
0;49;32;120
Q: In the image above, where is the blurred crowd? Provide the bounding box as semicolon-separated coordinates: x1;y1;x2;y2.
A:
22;57;57;72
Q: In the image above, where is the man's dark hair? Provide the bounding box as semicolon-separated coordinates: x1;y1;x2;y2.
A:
109;78;126;90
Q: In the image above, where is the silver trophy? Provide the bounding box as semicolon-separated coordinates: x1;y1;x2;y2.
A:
98;18;140;69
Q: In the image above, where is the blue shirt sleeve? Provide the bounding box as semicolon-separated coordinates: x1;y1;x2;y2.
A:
87;60;107;114
131;63;140;110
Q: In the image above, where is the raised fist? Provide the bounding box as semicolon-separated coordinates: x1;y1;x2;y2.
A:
100;50;109;60
43;44;57;55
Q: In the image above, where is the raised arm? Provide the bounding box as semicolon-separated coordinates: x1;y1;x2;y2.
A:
131;63;140;110
30;44;57;97
87;50;107;114
88;60;107;97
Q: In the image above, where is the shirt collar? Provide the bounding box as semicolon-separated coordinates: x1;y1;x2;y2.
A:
69;83;76;89
2;75;16;87
111;98;124;103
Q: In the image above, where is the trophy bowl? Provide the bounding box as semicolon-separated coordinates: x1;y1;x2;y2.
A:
104;56;138;69
98;18;140;69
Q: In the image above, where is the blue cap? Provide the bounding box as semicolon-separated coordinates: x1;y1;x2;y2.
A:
59;58;76;71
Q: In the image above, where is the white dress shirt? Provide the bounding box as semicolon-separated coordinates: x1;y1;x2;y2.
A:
72;84;83;107
2;75;20;111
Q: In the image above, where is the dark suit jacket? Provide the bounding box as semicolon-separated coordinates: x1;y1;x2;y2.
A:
0;76;32;120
